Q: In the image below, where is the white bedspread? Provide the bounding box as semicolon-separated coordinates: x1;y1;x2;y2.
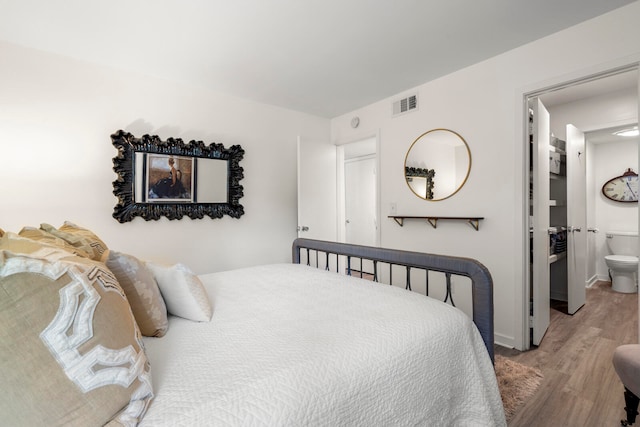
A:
141;264;506;426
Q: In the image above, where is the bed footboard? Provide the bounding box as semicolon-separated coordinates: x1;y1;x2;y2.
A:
292;238;495;363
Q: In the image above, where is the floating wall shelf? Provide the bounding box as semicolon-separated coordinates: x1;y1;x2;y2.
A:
388;216;484;230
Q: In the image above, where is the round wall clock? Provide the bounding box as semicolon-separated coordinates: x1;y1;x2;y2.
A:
602;168;639;202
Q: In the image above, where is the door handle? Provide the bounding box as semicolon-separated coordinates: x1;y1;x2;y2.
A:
568;226;581;232
587;228;599;233
297;226;309;232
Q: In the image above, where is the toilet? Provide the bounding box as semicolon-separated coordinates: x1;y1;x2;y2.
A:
605;231;639;293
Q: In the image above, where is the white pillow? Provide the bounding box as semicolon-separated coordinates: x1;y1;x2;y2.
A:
146;262;212;322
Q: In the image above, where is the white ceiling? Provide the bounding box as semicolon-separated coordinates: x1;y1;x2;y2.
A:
536;69;639;144
0;0;635;118
587;123;639;145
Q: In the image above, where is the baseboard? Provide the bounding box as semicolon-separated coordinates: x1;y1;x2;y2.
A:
586;275;599;288
494;332;517;350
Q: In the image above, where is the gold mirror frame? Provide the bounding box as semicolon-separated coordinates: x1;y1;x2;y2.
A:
404;129;471;201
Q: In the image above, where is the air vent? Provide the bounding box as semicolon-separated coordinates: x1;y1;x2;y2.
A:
392;94;418;116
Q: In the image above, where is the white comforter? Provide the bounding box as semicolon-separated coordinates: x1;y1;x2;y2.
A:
141;264;506;426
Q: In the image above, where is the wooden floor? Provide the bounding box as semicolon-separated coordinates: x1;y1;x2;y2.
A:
496;281;638;427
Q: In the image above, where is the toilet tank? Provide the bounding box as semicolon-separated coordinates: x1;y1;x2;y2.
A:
606;231;639;256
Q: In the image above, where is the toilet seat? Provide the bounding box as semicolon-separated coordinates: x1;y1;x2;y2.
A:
605;255;639;263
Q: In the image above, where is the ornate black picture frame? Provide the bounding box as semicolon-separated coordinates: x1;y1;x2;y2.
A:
111;130;244;223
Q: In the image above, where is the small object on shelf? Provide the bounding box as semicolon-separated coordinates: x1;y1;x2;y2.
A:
548;227;567;254
549;151;561;174
549;252;567;264
550;136;566;152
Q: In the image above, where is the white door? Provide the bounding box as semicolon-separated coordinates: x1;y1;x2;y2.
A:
344;156;377;246
566;124;587;314
296;136;337;241
531;98;551;346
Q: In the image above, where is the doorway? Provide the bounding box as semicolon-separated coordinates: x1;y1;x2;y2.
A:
525;66;639;350
337;136;380;247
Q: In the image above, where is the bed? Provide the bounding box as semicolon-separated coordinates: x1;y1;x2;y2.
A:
0;225;506;426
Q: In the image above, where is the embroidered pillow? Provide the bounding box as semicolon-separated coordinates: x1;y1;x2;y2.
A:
41;221;109;262
146;262;213;322
106;251;169;337
18;226;92;258
0;245;153;426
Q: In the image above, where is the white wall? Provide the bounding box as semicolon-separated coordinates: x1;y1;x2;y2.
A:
593;140;639;279
0;41;330;274
331;2;640;349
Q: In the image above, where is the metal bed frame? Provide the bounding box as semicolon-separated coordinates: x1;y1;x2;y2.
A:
292;238;495;363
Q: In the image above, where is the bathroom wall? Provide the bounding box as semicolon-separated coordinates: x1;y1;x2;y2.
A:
593;139;639;280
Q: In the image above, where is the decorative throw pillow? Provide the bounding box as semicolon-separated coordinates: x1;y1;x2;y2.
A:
2;231;58;255
106;250;169;337
41;221;109;262
0;246;153;426
18;226;92;258
146;262;213;322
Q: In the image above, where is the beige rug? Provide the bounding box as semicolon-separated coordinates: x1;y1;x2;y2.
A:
495;355;544;421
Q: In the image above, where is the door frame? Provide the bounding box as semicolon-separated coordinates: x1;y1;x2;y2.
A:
336;131;381;246
518;61;640;351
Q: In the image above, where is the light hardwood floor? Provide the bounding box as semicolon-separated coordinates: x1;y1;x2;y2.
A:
496;281;638;427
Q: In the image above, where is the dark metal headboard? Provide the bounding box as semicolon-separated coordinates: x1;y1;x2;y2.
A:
292;238;495;363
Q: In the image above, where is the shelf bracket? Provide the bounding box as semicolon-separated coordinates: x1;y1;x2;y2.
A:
468;219;480;231
427;218;438;228
393;217;404;227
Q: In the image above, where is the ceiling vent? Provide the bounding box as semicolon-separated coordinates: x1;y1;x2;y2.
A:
392;94;418;116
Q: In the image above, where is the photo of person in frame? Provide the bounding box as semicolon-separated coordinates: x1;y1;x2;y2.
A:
147;154;193;201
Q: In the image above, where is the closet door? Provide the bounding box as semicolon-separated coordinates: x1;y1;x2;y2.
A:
531;98;551;346
297;136;337;241
344;156;377;246
566;124;586;314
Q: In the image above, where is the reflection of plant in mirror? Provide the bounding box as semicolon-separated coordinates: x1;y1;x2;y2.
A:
405;167;435;199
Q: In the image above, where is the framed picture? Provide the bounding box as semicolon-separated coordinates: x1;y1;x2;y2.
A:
146;154;194;202
112;130;245;222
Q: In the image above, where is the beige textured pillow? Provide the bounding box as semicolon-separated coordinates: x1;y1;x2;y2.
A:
41;221;109;262
106;250;169;337
146;262;213;322
0;247;153;426
18;226;92;258
2;232;63;256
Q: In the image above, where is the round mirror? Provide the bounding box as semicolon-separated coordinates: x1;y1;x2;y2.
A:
404;129;471;201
